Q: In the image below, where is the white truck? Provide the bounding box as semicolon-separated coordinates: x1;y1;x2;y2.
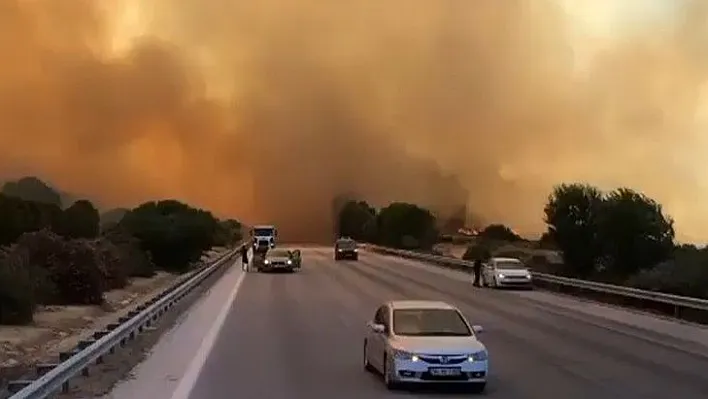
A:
251;225;277;254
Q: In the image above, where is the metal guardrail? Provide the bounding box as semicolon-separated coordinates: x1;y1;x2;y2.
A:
7;243;245;399
365;244;708;317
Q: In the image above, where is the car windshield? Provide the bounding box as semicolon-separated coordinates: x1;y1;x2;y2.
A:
253;228;274;236
496;261;526;270
392;308;472;336
337;240;356;249
268;249;290;258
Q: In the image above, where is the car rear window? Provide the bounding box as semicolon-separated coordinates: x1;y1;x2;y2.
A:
337;240;357;249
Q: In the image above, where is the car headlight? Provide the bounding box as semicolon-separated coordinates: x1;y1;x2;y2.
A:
286;259;292;265
497;273;505;279
525;274;532;279
353;249;358;252
337;249;343;252
264;259;270;264
391;349;419;362
468;350;488;362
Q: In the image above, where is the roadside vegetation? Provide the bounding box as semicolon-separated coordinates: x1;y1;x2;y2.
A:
0;176;243;325
335;183;708;300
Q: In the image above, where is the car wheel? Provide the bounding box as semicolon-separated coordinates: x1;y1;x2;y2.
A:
467;382;486;393
383;354;398;390
363;340;375;372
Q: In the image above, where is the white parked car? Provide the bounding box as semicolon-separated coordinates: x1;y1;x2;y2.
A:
482;257;533;289
363;300;488;392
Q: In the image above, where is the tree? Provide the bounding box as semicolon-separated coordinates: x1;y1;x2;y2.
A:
478;224;522;242
119;200;221;272
56;200;100;239
377;202;438;249
0;194;62;246
538;231;557;249
1;176;62;207
598;188;674;279
0;249;37;324
543;183;604;277
337;200;376;241
213;219;243;247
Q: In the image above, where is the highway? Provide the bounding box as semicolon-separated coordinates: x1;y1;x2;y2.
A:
107;247;708;399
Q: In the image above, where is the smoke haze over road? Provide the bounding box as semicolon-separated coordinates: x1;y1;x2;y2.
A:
1;0;708;242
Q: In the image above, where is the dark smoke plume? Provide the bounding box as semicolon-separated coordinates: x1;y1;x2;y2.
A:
1;0;707;242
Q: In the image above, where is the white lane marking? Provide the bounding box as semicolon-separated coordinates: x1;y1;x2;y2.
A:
169;270;247;399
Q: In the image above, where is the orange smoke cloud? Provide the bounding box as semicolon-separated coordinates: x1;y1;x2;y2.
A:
1;0;708;242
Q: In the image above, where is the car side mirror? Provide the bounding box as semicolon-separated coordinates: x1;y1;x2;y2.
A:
472;325;484;334
367;321;386;334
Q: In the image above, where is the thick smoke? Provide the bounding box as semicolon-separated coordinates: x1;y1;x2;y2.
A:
1;0;707;242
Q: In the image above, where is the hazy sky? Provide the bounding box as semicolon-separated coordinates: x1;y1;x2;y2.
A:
2;0;708;242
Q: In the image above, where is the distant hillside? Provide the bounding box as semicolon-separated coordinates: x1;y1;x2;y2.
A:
1;176;62;206
100;208;129;229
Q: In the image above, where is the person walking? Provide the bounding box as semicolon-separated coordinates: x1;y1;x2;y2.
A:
241;245;249;272
473;258;483;287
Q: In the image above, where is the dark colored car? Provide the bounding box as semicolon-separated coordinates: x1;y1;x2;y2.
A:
335;238;359;261
257;249;301;273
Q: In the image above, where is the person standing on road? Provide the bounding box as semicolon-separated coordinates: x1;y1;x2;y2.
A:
241;245;249;272
473;258;483;287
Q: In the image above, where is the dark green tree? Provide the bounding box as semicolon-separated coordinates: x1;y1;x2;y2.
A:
0;194;62;246
213;219;243;247
337;200;376;241
56;200;100;239
119;200;221;272
598;188;674;279
1;177;62;207
377;202;438;249
479;224;522;242
543;183;604;277
538;231;557;249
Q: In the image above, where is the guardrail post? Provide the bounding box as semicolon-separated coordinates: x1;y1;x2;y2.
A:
7;380;32;393
36;363;58;377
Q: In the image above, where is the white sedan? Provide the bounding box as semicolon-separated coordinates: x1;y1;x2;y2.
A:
363;300;488;393
482;257;533;289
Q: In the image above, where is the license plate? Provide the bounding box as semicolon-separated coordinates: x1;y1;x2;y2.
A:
429;367;461;376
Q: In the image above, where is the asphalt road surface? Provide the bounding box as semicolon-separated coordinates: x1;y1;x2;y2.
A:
163;247;708;399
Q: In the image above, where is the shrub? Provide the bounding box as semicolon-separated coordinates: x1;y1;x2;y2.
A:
102;227;156;278
119;200;221;273
626;247;708;299
479;224;522;242
92;239;129;289
0;247;37;325
15;230;106;305
51;239;106;305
